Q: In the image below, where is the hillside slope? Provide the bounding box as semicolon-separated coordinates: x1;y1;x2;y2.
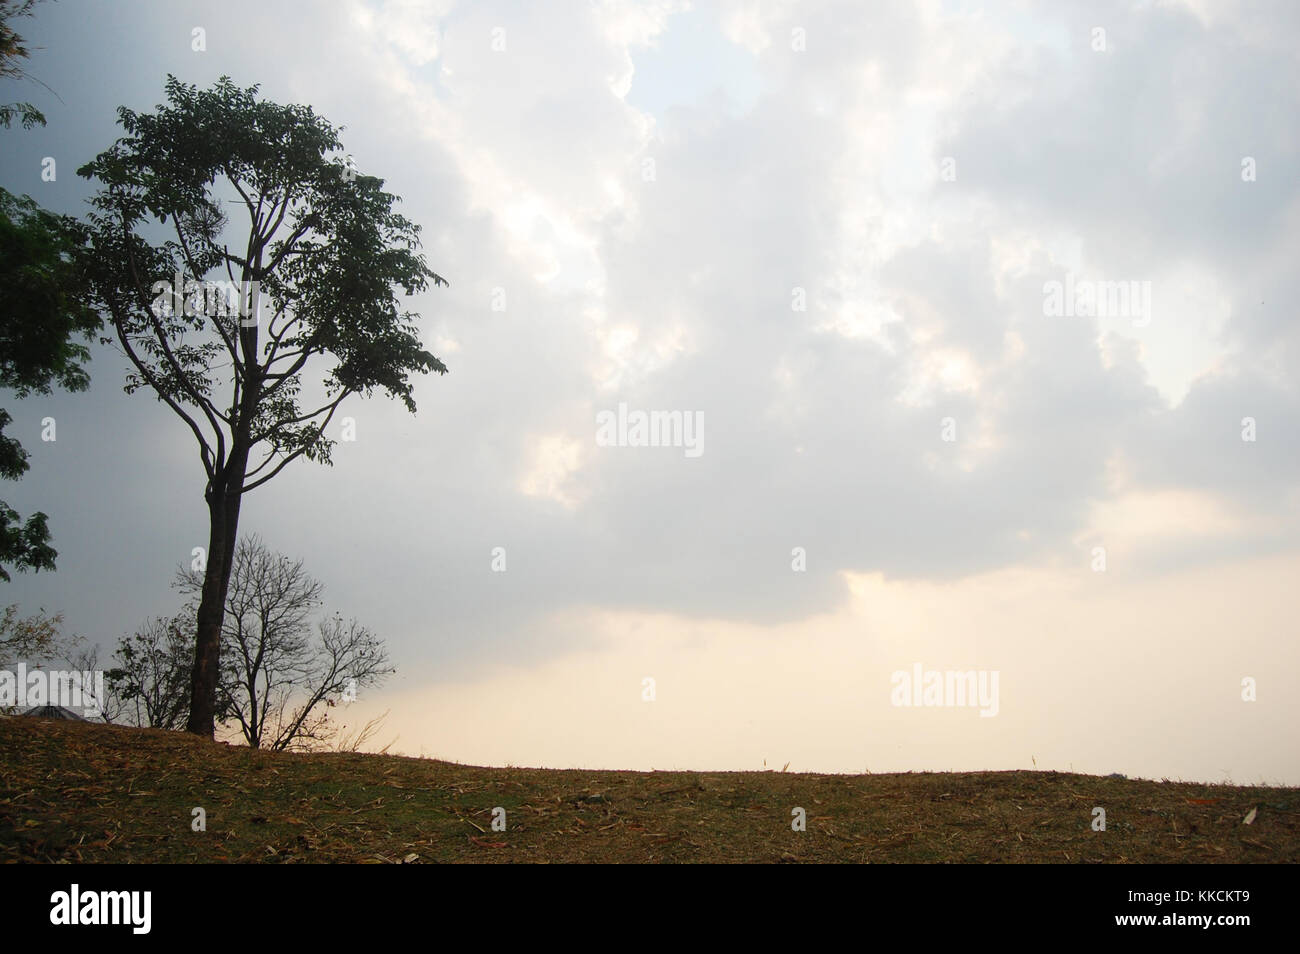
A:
2;718;1295;863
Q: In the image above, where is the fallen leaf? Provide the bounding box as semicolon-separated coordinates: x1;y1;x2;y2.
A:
1243;807;1257;825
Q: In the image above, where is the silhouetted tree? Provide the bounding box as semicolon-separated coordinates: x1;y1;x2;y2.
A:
77;76;446;737
106;614;193;730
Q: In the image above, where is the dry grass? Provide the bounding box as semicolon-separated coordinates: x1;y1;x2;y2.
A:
2;718;1296;863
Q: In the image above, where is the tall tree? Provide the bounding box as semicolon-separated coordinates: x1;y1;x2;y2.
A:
0;0;101;581
78;76;446;737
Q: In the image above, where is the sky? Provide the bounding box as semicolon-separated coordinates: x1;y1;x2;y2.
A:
1;0;1297;784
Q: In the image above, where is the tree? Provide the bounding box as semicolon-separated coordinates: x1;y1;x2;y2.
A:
0;602;68;667
105;614;192;730
77;76;446;737
0;0;101;581
0;0;48;130
175;535;395;750
64;639;120;723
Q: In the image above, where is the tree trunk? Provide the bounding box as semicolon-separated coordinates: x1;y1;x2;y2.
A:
184;454;247;737
185;284;262;739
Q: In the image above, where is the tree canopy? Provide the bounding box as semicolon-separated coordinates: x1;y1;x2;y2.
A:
77;74;447;493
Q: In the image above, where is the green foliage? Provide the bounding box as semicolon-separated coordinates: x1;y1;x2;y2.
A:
0;191;100;581
76;75;447;489
0;1;45;130
0;101;43;128
0;602;67;667
0;0;101;581
0;191;98;400
0;503;54;580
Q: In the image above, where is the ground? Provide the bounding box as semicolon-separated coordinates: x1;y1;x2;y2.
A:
1;718;1296;863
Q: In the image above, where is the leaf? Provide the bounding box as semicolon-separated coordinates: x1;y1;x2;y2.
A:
1243;807;1257;825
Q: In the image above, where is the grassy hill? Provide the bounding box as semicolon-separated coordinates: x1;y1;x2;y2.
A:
2;717;1296;863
